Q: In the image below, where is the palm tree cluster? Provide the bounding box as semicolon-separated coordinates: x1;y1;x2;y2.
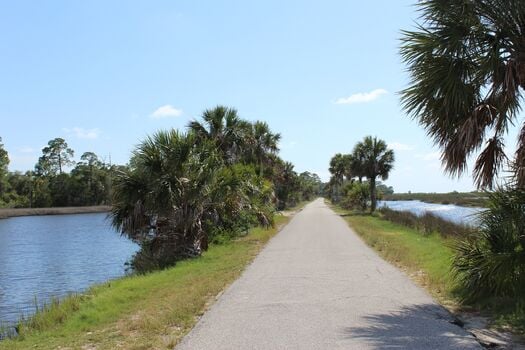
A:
110;106;322;271
328;136;394;212
400;0;525;189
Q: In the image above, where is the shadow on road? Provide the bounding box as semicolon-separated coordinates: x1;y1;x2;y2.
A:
341;304;479;349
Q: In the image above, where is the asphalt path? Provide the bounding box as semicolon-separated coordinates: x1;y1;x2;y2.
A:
176;198;480;349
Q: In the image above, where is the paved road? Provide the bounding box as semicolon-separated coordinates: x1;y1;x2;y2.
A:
176;199;480;349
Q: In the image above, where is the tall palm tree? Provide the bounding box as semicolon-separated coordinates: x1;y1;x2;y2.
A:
342;154;355;182
329;153;347;202
357;136;394;212
248;121;281;177
351;144;367;183
188;106;250;164
274;161;298;209
400;0;525;188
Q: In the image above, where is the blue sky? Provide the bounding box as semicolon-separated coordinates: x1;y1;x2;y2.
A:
0;0;500;192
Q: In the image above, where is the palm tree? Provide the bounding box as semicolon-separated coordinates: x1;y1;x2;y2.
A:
274;160;299;209
350;144;366;183
111;130;220;269
111;127;274;271
400;0;525;188
329;153;347;202
356;136;394;212
248;121;281;177
188;105;250;164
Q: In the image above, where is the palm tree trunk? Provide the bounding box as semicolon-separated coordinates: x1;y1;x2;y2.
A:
370;177;377;213
259;158;264;177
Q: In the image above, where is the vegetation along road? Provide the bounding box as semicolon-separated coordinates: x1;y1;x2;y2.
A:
177;199;480;349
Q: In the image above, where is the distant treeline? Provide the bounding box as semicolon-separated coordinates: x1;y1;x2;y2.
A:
383;191;490;207
0;137;124;208
0;120;324;214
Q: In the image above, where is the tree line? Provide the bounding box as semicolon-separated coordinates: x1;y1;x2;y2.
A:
327;136;394;212
0;137;121;208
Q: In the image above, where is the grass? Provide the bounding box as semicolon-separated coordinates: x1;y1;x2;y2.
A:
0;214;293;350
383;191;489;207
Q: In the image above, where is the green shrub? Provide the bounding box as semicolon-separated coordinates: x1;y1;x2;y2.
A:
341;182;370;211
453;187;525;302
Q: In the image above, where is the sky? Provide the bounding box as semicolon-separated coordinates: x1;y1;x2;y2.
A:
0;0;514;192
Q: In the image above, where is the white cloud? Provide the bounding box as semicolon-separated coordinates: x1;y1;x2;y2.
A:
335;88;388;105
388;142;414;151
150;105;183;119
420;151;441;161
63;127;101;139
18;146;35;153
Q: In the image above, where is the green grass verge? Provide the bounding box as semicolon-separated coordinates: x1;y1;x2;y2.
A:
0;215;292;350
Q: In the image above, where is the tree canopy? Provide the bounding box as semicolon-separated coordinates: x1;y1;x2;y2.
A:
400;0;525;189
328;136;394;212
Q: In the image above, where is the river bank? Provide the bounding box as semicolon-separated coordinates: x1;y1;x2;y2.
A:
0;212;138;329
0;204;303;349
0;206;111;219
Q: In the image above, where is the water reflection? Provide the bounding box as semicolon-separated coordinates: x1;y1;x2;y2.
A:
379;200;484;226
0;213;139;326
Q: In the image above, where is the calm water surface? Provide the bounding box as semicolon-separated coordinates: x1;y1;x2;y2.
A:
0;213;138;326
379;200;484;226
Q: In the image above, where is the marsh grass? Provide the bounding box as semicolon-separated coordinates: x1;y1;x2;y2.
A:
379;207;474;237
0;215;291;349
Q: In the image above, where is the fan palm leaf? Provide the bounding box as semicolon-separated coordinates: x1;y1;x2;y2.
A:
401;0;525;188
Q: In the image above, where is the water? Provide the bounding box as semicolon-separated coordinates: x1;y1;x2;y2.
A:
0;212;139;327
379;200;485;226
